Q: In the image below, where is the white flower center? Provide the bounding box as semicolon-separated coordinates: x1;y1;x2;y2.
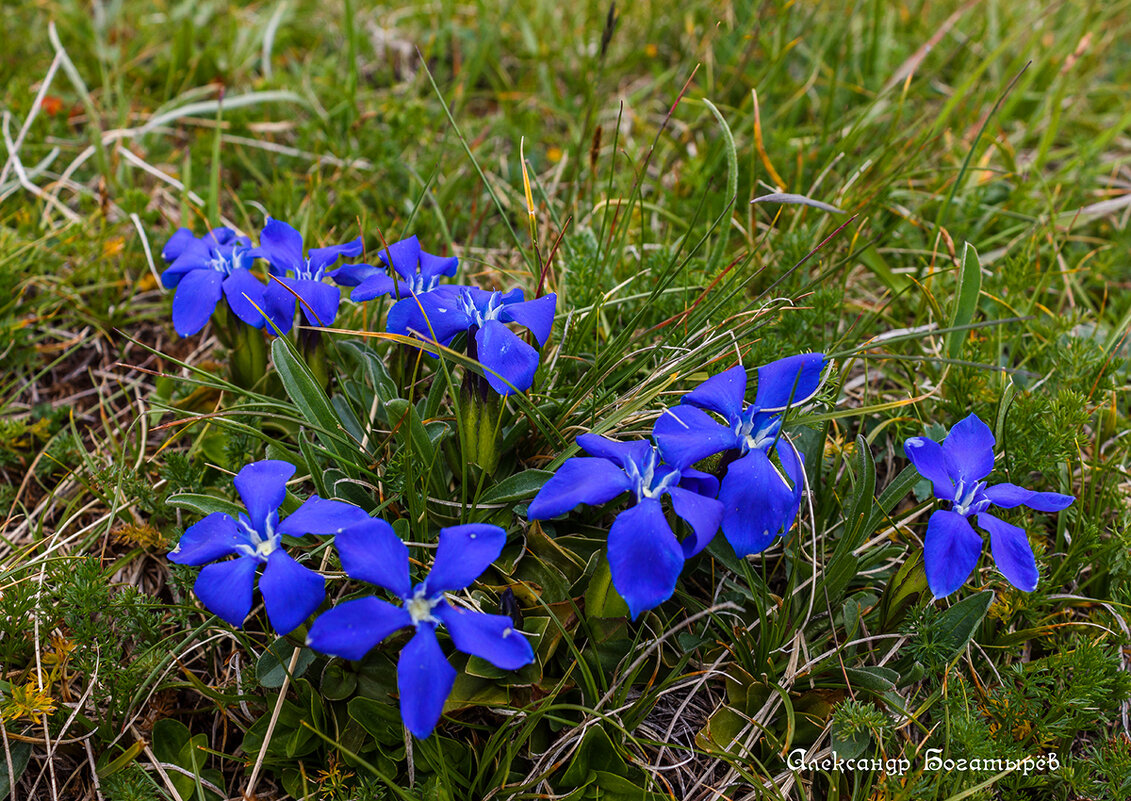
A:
207;245;251;276
295;257;324;282
406;586;441;626
952;479;986;517
235;513;278;561
735;410;780;455
625;449;679;502
460;289;505;327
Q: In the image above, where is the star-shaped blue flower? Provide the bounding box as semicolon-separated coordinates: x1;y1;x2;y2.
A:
305;521;534;739
168;460;371;634
527;434;723;619
160;227;271;336
331;235;459;303
386;285;557;396
248;218;363;332
904;413;1075;598
652;354;825;557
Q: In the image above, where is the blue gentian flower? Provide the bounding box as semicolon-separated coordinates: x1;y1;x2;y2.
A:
331;235;459;302
168;460;371;634
248;218;364;332
527;434;723;619
652;354;825;557
904;413;1075;598
387;285;557;396
305;521;534;739
160;227;270;336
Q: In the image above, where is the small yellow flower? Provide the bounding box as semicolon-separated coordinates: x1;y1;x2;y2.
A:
1;680;57;722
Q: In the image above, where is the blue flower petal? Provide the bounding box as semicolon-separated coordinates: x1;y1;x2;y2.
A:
984;483;1074;512
162;239;215;288
434;602;534;670
417;249;459;281
334;519;412;598
527;457;633;519
221;269;268;328
903;436;956;501
422;524;506;596
389;286;472;344
262;279;295;334
497;287;525;305
978;512;1039;592
330;262;382;288
683;365;747;420
923;509;984;598
349;272;398;301
233;460;295;534
308;236;364;274
384;294;427;340
981;482;1031;508
668;486;723;558
499;294;557;346
194;557;258;628
168;513;241;565
677;467;719;498
204;227;238;246
161;228;196;263
607;499;685;619
754;353;825;410
252;218;305;273
306;596;413;660
278;277;340;327
941;414;996;482
161;254;206;289
378;236;422;282
259;549;326;634
397;625;456;739
171;269;224;336
653;405;740;469
576;434;653;471
276;496;372;538
777;437;807;527
717;450;795;557
476;319;540;395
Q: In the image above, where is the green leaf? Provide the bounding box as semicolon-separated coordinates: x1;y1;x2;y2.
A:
386;398;435;462
843;434;878;550
444;670;511;710
831;719;871;761
560;725;629;788
479;469;554;505
151;718;191;762
840;666;899;694
153;719;222;801
879;550;929;630
698;706;747;751
0;741;31;801
95;739;145;779
590;769;664;800
583;556;629;619
862;464;922;536
947;242;982;360
340;340;399;404
319;661;358;700
271;336;354;463
348;696;405;746
256;638;316;688
165;492;244;518
937;589;995;660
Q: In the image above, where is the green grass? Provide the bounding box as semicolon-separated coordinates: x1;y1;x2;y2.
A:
3;0;1131;799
